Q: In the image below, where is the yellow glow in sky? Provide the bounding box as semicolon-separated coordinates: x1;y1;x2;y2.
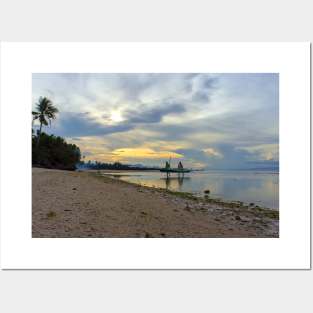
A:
112;148;183;159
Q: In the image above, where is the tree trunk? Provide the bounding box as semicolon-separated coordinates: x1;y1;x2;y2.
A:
36;122;43;148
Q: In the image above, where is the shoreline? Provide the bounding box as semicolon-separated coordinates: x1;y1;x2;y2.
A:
95;170;279;214
94;169;279;211
32;168;279;238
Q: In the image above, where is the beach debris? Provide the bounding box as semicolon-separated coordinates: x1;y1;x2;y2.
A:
204;189;210;194
47;211;56;218
184;204;192;212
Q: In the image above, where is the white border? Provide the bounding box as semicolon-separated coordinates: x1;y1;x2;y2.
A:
0;42;310;269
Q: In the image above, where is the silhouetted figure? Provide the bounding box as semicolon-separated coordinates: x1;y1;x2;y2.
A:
178;161;183;169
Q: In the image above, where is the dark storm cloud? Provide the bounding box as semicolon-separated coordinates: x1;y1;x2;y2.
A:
124;102;186;124
51;101;187;138
175;144;277;170
53;112;133;137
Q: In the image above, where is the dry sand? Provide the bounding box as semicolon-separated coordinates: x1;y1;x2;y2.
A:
32;168;279;238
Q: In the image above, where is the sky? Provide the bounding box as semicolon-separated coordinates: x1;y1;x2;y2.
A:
32;73;279;169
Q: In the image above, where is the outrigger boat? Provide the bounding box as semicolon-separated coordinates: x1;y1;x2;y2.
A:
160;158;191;176
160;168;191;173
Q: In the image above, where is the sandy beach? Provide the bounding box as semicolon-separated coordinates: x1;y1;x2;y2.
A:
32;168;279;238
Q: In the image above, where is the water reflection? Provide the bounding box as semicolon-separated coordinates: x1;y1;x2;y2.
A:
160;176;191;191
100;170;279;209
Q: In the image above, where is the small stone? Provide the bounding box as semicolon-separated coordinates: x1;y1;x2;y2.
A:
204;189;210;194
235;215;241;221
185;205;192;212
241;217;250;223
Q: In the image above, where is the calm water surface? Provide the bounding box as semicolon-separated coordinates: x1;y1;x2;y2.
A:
100;170;279;210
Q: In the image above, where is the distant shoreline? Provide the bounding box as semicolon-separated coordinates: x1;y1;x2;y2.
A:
32;168;279;238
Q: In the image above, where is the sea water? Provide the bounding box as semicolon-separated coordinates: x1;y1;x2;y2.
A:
100;170;279;210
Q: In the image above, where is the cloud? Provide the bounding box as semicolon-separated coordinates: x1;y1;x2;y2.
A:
52;112;133;137
32;73;279;168
49;101;187;138
124;102;186;124
203;148;223;158
175;143;278;170
191;75;218;103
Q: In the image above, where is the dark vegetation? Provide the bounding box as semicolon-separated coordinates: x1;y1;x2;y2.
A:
32;131;81;170
78;160;158;171
32;97;81;171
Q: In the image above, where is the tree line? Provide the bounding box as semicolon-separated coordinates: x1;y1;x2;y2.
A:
32;97;81;170
78;160;159;171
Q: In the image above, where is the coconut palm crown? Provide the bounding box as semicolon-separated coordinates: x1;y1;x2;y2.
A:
32;97;58;146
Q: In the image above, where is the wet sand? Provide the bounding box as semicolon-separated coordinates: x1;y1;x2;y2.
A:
32;168;279;238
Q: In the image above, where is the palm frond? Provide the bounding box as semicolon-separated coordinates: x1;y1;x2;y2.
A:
41;119;48;126
32;96;58;136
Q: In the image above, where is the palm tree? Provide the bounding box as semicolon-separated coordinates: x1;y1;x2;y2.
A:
32;97;58;147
